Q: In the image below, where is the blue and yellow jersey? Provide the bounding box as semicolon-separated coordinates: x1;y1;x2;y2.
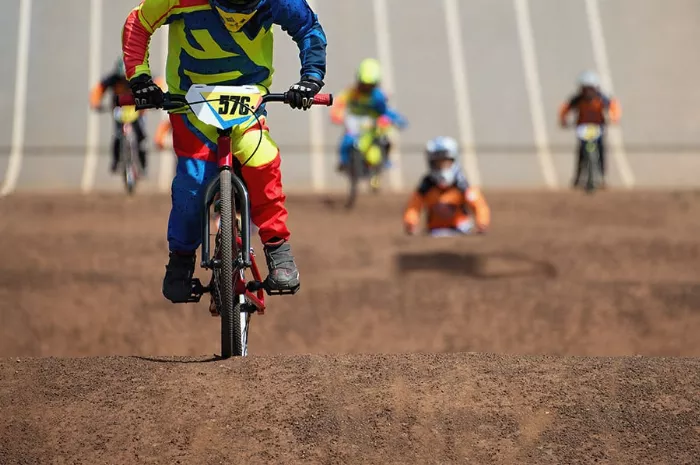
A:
122;0;327;96
330;86;407;128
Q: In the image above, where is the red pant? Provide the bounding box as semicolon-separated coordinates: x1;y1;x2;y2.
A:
167;114;289;251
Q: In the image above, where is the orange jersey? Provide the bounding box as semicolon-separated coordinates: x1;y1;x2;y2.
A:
559;91;621;126
154;119;172;149
403;174;490;232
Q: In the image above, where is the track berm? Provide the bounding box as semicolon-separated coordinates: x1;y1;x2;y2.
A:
1;191;699;463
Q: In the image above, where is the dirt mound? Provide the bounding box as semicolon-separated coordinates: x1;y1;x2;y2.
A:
1;354;698;464
1;191;700;358
1;191;700;463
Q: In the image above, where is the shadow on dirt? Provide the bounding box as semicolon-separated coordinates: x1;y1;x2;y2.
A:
132;355;222;364
395;251;558;280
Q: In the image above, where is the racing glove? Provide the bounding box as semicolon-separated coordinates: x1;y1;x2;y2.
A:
129;74;164;110
288;76;324;110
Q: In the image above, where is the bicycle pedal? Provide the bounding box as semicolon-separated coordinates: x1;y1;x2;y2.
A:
246;281;266;292
187;279;210;303
263;283;300;296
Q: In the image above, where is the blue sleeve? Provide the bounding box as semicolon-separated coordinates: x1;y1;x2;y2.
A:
271;0;327;81
371;88;408;128
369;88;389;114
384;108;408;128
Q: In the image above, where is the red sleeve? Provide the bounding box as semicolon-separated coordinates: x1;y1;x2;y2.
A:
122;8;153;80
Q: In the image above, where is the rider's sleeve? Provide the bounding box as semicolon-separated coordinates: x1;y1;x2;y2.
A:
604;95;622;123
272;0;327;81
403;176;433;226
89;73;120;107
154;120;172;148
89;84;105;108
558;102;570;125
465;187;490;229
371;89;407;127
384;108;408;128
330;89;350;124
558;96;575;125
403;192;424;227
122;0;176;80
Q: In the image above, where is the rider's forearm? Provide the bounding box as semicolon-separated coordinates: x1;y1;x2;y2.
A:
558;103;571;124
403;192;424;226
122;0;173;80
122;9;154;80
295;22;327;81
274;0;327;80
384;108;406;127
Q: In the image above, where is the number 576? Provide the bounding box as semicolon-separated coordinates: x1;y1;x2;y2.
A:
218;95;251;116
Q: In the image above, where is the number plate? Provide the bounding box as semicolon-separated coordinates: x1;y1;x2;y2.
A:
113;106;140;124
576;124;602;142
185;85;264;130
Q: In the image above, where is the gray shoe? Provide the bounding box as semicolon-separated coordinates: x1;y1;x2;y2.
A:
263;241;300;293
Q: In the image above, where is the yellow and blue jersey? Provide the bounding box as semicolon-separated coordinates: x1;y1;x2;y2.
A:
122;0;327;96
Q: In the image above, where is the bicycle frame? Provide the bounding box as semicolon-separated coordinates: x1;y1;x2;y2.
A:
575;124;603;192
200;129;266;313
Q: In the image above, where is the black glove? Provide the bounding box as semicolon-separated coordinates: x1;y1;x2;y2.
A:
287;76;323;110
129;74;164;110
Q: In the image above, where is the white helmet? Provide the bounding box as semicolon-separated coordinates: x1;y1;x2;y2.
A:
426;136;460;187
577;70;600;88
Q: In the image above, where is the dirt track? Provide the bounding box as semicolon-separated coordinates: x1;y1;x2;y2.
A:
1;191;700;463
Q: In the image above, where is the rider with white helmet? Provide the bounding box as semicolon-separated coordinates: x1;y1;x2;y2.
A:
577;70;600;89
403;136;490;237
559;70;621;188
426;136;461;188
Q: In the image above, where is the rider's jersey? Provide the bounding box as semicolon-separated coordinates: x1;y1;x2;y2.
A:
559;90;621;126
403;172;490;231
122;0;327;96
331;86;406;128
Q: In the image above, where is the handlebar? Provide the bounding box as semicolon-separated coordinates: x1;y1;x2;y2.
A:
117;92;333;110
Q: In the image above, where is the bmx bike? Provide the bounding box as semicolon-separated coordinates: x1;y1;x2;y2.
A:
98;104;144;195
343;114;392;209
575;123;604;193
119;84;332;358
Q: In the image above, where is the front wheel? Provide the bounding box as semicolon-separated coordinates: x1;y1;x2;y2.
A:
217;169;242;358
345;149;364;209
121;126;139;195
584;142;599;194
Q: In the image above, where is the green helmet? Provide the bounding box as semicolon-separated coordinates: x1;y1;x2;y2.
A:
357;58;381;86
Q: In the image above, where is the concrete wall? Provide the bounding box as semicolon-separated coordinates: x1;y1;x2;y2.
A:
1;0;699;193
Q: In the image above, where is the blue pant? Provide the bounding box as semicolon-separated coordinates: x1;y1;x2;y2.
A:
338;133;393;168
339;134;356;165
168;157;218;252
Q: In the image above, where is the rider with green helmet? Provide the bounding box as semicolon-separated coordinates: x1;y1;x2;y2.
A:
330;58;408;171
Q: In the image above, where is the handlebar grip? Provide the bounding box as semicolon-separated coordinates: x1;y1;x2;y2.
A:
313;94;333;106
117;94;136;107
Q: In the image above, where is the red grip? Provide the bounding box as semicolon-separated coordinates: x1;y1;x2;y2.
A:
313;94;333;106
117;94;136;107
